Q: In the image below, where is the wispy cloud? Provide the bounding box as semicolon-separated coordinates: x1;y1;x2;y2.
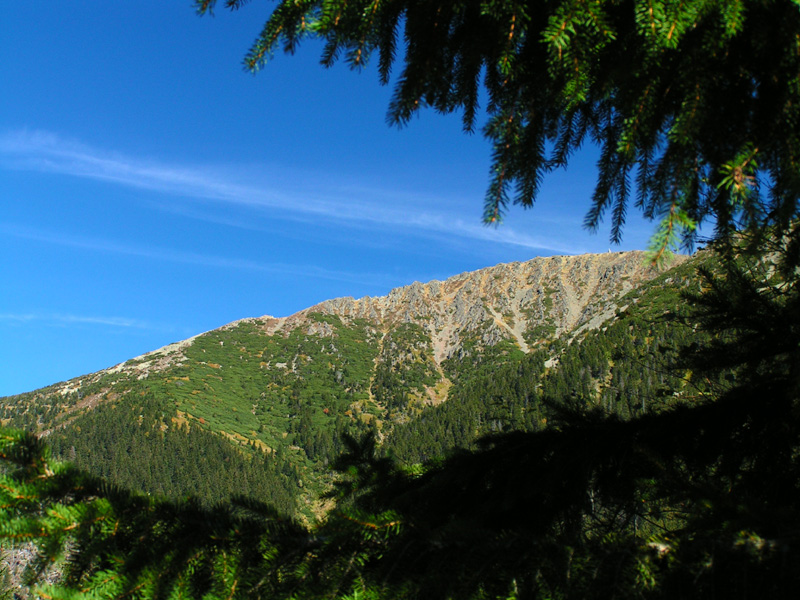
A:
0;130;582;254
0;223;403;289
0;312;154;330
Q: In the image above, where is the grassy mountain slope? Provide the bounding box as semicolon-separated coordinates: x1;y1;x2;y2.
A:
0;250;699;518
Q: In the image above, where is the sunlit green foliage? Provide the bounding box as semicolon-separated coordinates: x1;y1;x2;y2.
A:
2;232;799;599
371;323;439;415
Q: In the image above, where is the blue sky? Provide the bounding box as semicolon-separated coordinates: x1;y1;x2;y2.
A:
1;2;657;397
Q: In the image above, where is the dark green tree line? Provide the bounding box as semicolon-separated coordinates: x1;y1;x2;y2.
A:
45;393;299;514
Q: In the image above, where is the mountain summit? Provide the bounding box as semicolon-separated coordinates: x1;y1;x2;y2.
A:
105;250;670;386
1;250;687;514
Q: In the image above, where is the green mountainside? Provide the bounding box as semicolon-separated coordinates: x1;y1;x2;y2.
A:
0;250;703;520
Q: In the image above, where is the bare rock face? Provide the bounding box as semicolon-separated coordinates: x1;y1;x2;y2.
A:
303;251;680;363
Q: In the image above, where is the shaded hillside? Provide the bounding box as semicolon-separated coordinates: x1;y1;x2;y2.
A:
0;251;693;516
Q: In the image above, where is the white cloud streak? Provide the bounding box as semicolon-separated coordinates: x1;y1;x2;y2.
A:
0;312;154;329
0;223;402;289
0;129;582;254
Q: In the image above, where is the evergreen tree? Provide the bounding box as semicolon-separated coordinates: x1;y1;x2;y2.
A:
199;0;800;255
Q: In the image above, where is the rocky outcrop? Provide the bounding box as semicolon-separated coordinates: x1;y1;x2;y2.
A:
303;251;680;362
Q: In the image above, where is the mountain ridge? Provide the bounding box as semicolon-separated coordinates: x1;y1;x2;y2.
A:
27;250;677;400
0;249;693;515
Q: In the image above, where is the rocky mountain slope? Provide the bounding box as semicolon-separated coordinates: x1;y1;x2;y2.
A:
19;250;669;404
0;250;689;515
